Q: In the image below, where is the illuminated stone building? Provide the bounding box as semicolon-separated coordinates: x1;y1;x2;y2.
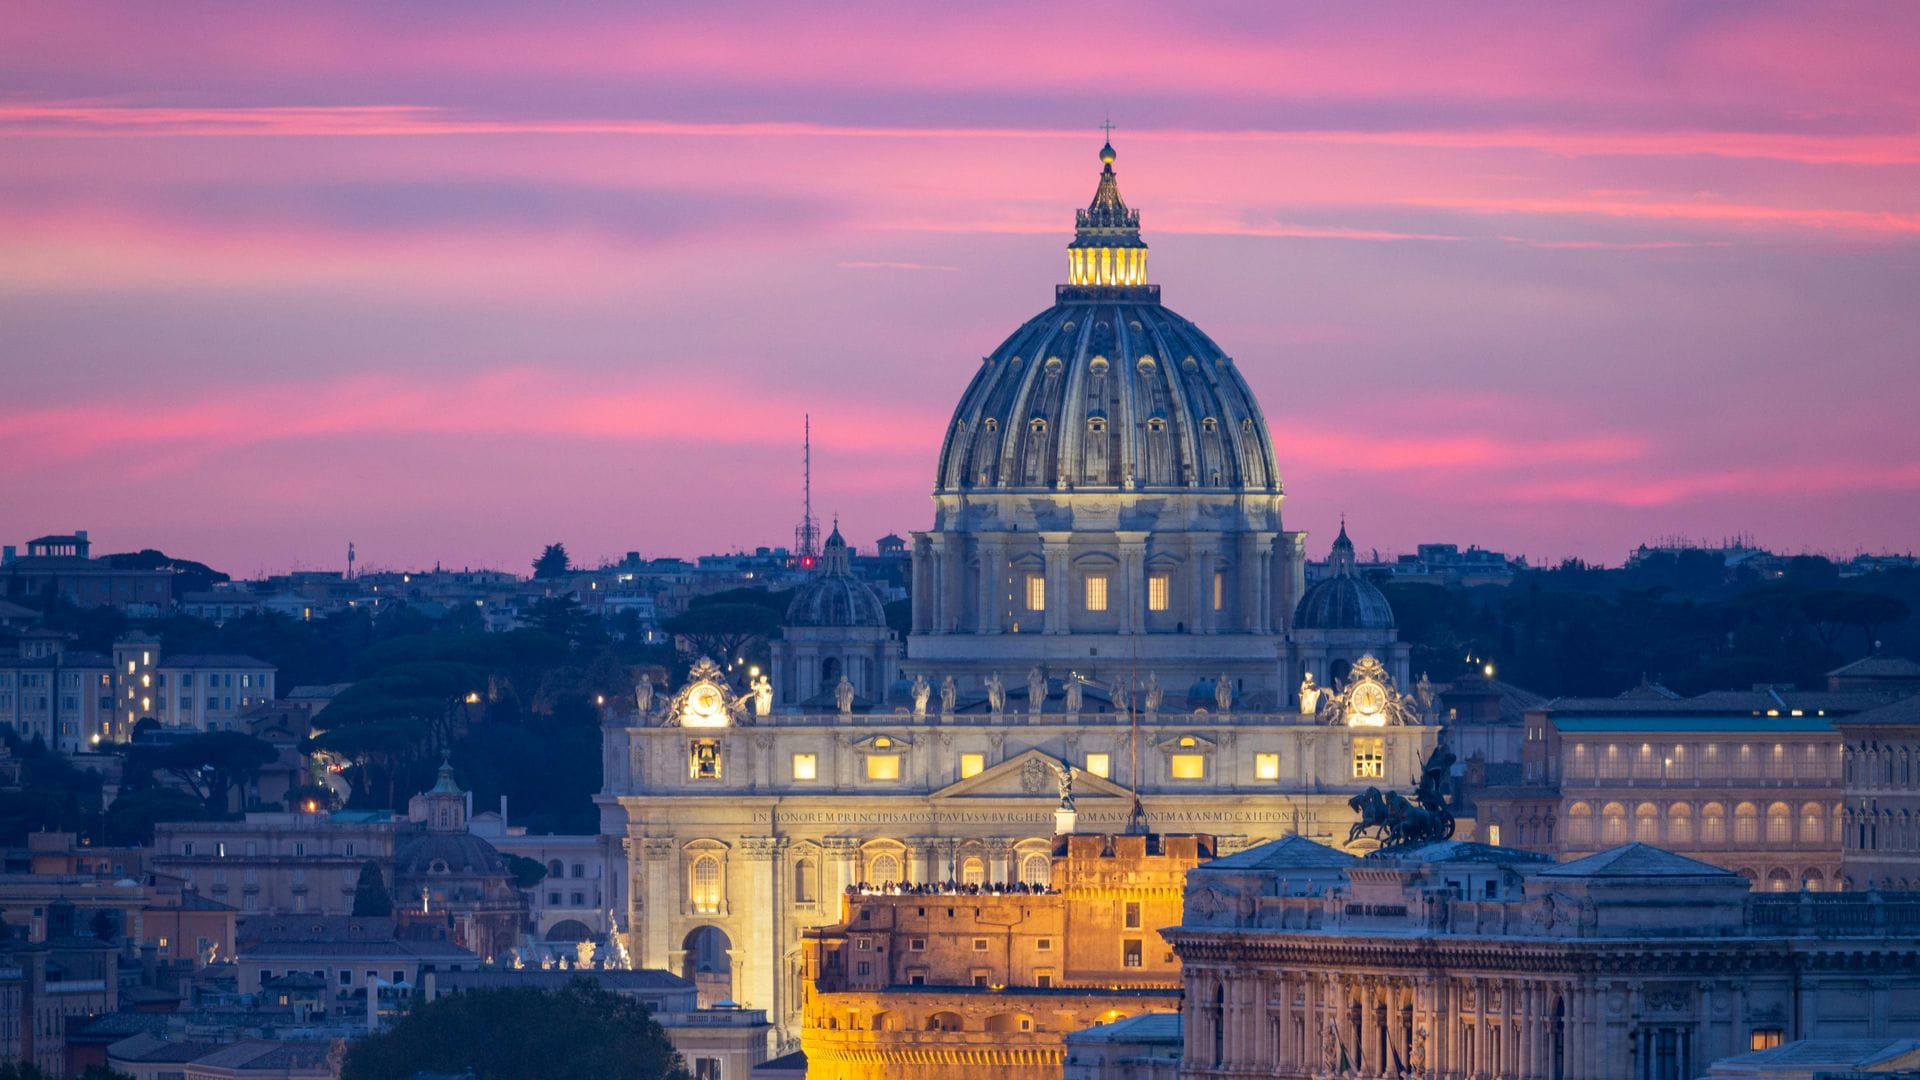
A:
1837;692;1920;889
597;144;1436;1043
1164;836;1920;1080
798;833;1205;1080
1475;688;1914;891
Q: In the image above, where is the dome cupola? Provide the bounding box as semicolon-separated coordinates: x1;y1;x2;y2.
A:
1293;520;1395;631
785;522;887;628
933;141;1280;495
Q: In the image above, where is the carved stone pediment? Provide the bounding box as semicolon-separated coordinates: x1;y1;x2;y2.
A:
930;749;1132;801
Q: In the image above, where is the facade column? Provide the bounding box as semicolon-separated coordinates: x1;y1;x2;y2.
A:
1117;532;1148;635
911;534;933;633
976;536;1005;634
639;838;676;974
986;838;1014;884
1257;542;1275;633
1041;533;1071;635
1190;535;1218;634
1237;533;1260;632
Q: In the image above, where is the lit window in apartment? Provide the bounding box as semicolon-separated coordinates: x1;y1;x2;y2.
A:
1353;737;1386;779
959;753;985;779
1487;824;1502;847
1025;575;1046;611
1750;1030;1784;1052
1212;571;1225;611
1255;753;1280;780
1148;575;1170;611
866;755;901;781
1084;752;1111;778
791;753;817;781
1170;754;1205;780
1085;575;1109;611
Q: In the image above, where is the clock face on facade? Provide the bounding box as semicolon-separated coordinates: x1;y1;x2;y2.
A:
1348;680;1388;726
682;682;728;727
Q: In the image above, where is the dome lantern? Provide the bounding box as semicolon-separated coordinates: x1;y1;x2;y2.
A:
1066;140;1151;295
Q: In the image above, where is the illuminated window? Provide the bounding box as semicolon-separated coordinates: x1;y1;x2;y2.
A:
690;855;722;914
1021;853;1051;887
961;857;986;887
1255;753;1280;780
869;853;900;884
867;755;901;781
1212;572;1224;611
1487;824;1502;847
1750;1030;1783;1052
690;740;722;781
791;753;817;781
960;753;985;779
1353;737;1385;779
1085;752;1111;778
1085;575;1109;611
1148;575;1170;611
1025;575;1046;611
1170;754;1205;780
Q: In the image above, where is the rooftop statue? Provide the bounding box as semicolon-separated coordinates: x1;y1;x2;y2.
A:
911;674;931;720
1349;743;1457;851
986;672;1006;717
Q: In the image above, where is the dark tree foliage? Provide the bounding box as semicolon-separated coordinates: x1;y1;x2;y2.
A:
352;860;394;917
532;543;572;579
98;548;230;594
129;731;278;814
102;786;207;846
506;854;548;889
0;732;104;845
340;980;691;1080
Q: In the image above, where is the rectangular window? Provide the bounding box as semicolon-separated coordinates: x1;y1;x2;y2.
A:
1170;753;1205;780
866;755;900;781
1353;737;1386;779
1749;1030;1783;1051
1036;973;1053;989
959;752;985;779
1212;571;1224;611
791;753;817;781
1085;575;1109;611
1123;939;1143;967
1124;902;1142;929
1085;752;1111;778
694;1058;721;1080
1036;938;1053;951
973;938;988;952
1148;574;1170;611
1487;824;1502;847
1025;575;1046;611
1255;752;1281;780
909;938;925;952
855;961;871;977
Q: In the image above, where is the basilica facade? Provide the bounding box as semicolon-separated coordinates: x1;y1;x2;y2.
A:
597;143;1427;1042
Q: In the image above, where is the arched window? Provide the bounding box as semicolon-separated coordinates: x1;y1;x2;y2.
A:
690;855;722;914
926;1011;964;1031
794;857;816;904
1766;802;1792;844
1634;803;1660;843
1667;803;1693;846
869;853;900;886
1802;869;1824;892
547;859;564;878
1021;853;1051;888
1766;868;1794;892
1735;803;1760;845
1567;803;1594;846
1800;802;1826;844
1601;802;1627;845
960;857;986;887
1702;803;1727;844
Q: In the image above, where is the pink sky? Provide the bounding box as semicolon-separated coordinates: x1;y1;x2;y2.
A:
3;3;1918;577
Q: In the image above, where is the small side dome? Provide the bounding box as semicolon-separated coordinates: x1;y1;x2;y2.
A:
785;525;888;628
1293;520;1395;631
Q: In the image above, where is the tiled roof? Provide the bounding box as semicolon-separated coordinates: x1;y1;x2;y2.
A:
1200;834;1357;872
1064;1011;1183;1045
163;654;274;669
1827;655;1920;679
1535;842;1738;879
1550;715;1834;733
1833;693;1920;728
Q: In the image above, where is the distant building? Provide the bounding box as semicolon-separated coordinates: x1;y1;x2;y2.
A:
1;531;173;614
799;833;1210;1080
1163;836;1920;1080
1835;692;1920;890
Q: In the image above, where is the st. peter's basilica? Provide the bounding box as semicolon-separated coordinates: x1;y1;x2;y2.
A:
596;143;1434;1037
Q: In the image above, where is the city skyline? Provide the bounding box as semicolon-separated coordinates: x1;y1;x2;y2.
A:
5;3;1920;575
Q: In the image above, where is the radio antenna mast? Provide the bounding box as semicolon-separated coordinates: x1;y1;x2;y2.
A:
794;415;821;563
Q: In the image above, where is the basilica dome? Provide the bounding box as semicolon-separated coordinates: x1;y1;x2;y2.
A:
1293;522;1395;631
785;526;887;628
934;144;1279;495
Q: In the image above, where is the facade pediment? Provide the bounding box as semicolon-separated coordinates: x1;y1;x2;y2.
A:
930;748;1133;801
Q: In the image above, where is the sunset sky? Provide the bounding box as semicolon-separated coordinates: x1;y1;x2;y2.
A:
4;3;1918;577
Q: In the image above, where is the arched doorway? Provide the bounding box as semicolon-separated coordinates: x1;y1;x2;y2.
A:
545;919;593;943
682;926;733;1007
